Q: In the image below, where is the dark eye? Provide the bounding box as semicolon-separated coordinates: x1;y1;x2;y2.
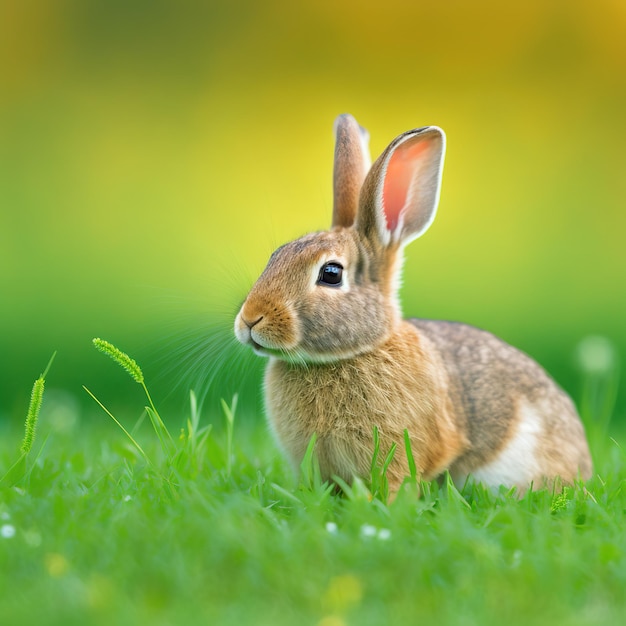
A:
318;262;343;286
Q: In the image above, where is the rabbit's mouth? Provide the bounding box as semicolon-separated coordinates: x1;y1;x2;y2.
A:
250;337;295;360
250;338;265;352
252;342;286;358
249;336;279;357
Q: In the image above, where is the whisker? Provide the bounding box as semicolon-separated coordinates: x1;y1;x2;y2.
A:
142;286;263;414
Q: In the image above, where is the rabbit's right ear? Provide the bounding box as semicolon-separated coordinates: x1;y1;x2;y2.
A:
357;126;445;248
332;114;371;228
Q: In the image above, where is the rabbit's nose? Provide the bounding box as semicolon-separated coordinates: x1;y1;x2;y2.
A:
241;315;263;329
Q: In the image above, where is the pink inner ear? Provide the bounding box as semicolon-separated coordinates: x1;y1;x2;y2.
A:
382;140;429;231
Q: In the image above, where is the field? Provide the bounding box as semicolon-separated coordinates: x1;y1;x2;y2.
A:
1;344;624;626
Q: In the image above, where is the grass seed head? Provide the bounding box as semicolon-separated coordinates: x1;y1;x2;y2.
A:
93;338;144;384
21;377;45;456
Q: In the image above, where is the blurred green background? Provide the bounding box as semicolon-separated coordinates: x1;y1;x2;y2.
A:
1;0;625;426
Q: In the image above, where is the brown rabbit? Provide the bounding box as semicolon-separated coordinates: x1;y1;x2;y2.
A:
235;114;592;493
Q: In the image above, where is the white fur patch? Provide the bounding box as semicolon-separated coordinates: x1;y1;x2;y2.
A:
469;399;544;489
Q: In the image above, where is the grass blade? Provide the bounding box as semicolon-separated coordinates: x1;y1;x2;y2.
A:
221;395;238;478
83;385;150;464
299;432;321;489
146;406;177;459
403;429;417;481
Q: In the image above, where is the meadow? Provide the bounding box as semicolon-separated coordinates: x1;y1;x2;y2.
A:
0;340;624;626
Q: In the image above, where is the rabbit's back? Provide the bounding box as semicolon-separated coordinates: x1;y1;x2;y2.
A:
410;319;593;485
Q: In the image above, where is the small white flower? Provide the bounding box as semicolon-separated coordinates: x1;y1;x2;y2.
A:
377;528;392;541
1;524;16;539
325;522;338;534
123;495;132;502
359;524;377;539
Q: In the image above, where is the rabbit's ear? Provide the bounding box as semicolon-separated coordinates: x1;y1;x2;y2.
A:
357;127;445;247
332;114;371;228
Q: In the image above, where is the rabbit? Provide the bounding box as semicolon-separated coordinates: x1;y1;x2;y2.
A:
234;113;593;494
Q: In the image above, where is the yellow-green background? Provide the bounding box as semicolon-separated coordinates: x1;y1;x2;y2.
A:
1;1;625;423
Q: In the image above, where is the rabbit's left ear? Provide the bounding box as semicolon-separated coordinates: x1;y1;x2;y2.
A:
332;114;371;228
357;126;445;247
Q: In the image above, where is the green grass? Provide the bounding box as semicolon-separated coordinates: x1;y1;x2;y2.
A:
1;345;625;626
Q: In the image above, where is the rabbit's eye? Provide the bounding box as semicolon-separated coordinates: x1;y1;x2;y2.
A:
318;262;343;287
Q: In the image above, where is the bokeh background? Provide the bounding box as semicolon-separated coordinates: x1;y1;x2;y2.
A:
1;0;625;428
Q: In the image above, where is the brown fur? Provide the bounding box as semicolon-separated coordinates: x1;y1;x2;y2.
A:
265;322;467;492
411;319;592;483
235;115;592;494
